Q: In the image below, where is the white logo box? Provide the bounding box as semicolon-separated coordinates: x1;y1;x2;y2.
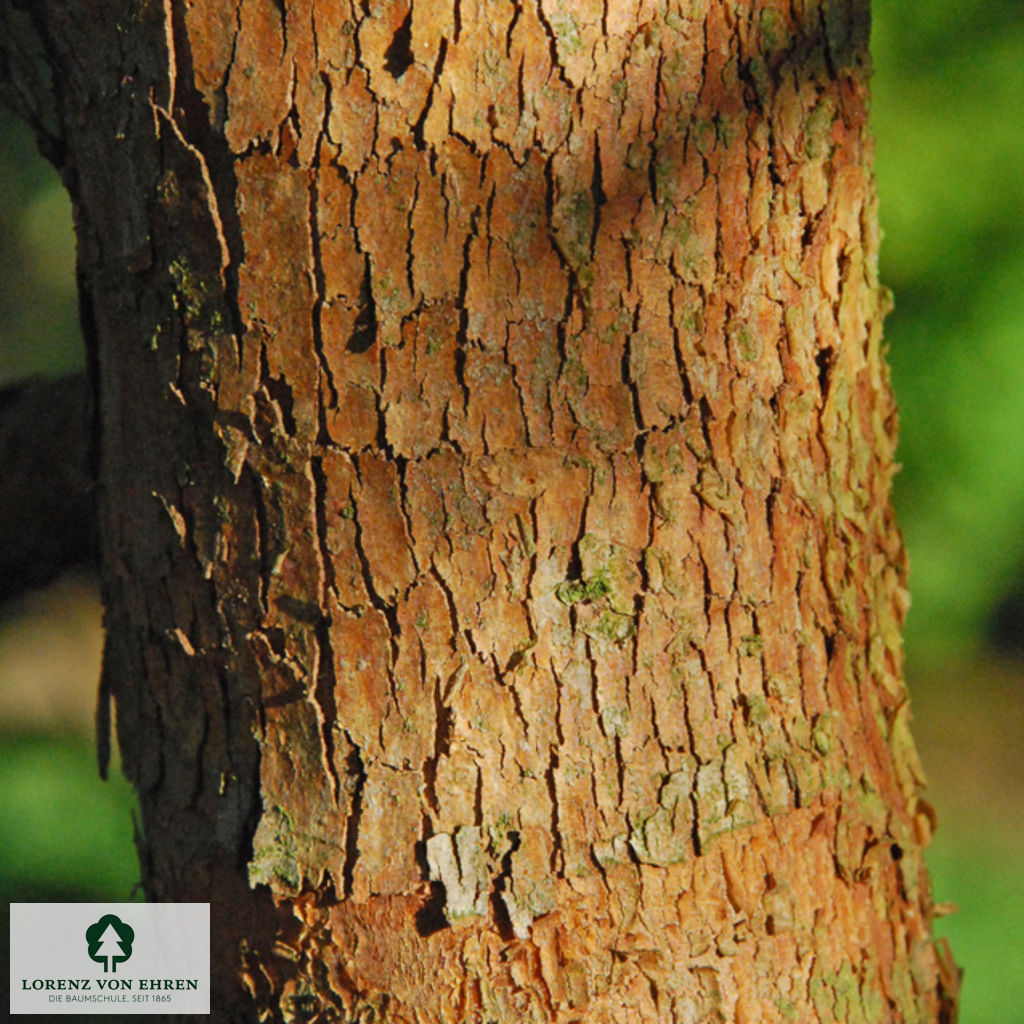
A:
10;903;209;1015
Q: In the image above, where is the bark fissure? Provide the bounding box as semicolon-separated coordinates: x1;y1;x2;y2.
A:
311;455;341;802
309;139;340;425
341;732;366;898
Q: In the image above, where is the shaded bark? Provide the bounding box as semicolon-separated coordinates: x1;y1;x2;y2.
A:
5;0;959;1021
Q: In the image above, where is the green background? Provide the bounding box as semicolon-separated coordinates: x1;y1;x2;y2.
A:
871;3;1024;1018
2;2;1022;1019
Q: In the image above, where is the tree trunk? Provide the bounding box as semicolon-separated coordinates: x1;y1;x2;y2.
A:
8;0;959;1020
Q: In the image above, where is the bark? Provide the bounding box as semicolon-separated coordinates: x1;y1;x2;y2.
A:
7;0;959;1020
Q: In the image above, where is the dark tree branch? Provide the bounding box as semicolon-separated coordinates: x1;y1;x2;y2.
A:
0;1;64;166
0;372;96;605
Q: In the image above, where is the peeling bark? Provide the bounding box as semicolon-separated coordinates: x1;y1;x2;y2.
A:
11;0;959;1020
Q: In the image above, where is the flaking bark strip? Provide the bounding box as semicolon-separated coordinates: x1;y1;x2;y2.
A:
425;827;489;925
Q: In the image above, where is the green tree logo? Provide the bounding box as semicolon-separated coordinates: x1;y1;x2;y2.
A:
85;914;135;973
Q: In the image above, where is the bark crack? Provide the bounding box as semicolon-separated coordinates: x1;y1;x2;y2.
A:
349;457;400;667
340;732;366;897
308;139;339;443
411;36;447;152
311;456;340;802
533;0;577;94
545;744;563;874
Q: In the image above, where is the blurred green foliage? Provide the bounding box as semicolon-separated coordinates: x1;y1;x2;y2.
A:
0;736;141;1024
0;115;80;385
872;5;1024;1020
929;839;1023;1024
0;735;139;901
872;0;1024;662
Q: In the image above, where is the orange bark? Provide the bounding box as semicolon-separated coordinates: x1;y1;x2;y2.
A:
25;0;959;1019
